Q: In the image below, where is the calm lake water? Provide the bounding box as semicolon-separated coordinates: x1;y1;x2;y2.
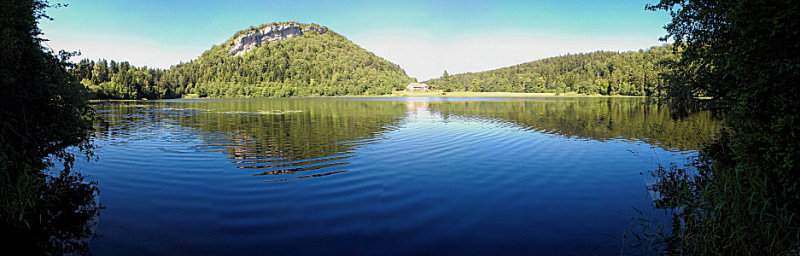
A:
76;97;719;255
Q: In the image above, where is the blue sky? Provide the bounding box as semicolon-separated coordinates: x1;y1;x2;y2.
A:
40;0;671;80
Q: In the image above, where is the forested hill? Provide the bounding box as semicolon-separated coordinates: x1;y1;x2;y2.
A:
425;45;677;96
74;22;413;99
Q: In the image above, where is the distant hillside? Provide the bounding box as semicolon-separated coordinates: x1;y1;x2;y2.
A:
74;22;413;99
425;45;677;96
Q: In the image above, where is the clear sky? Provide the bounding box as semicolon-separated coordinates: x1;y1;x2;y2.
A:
39;0;671;81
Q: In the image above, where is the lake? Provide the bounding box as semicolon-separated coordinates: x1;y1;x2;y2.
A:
76;97;719;255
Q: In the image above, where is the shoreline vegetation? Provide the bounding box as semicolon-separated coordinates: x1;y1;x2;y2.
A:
1;1;100;254
3;0;798;254
638;1;800;254
90;91;643;102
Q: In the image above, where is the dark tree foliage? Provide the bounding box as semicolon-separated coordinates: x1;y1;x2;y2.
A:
0;0;93;175
75;23;414;99
425;46;677;95
645;0;800;254
1;0;100;254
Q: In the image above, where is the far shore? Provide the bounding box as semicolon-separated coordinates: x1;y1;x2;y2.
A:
383;91;643;98
89;91;644;102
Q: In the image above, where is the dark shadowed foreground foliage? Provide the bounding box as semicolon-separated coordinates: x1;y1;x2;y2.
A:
1;0;101;254
641;0;800;254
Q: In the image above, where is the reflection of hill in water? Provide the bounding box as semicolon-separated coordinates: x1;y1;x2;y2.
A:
93;100;408;180
92;98;720;180
427;98;721;151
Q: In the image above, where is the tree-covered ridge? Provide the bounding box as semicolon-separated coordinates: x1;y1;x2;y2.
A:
426;45;677;96
75;22;414;99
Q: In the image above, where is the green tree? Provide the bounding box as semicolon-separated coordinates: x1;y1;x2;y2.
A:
425;46;677;96
72;22;413;99
645;0;800;254
1;0;100;253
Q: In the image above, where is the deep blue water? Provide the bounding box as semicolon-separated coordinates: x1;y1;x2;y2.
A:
75;97;718;255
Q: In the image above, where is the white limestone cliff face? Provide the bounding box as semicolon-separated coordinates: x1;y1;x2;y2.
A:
227;23;327;57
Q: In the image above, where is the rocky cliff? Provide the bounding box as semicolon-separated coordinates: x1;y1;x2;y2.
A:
227;23;327;57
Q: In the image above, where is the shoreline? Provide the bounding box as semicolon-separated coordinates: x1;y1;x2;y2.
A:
89;91;644;102
383;91;642;98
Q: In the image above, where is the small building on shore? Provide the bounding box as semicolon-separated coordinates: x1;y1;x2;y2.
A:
405;82;430;91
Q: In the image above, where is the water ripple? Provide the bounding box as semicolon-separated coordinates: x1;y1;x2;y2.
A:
80;98;712;256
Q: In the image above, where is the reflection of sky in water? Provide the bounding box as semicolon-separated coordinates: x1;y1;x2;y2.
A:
79;98;715;255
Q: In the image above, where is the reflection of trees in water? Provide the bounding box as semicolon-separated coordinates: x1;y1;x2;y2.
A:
89;98;719;186
1;170;102;255
428;98;722;151
91;103;188;141
183;100;407;162
92;100;408;179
